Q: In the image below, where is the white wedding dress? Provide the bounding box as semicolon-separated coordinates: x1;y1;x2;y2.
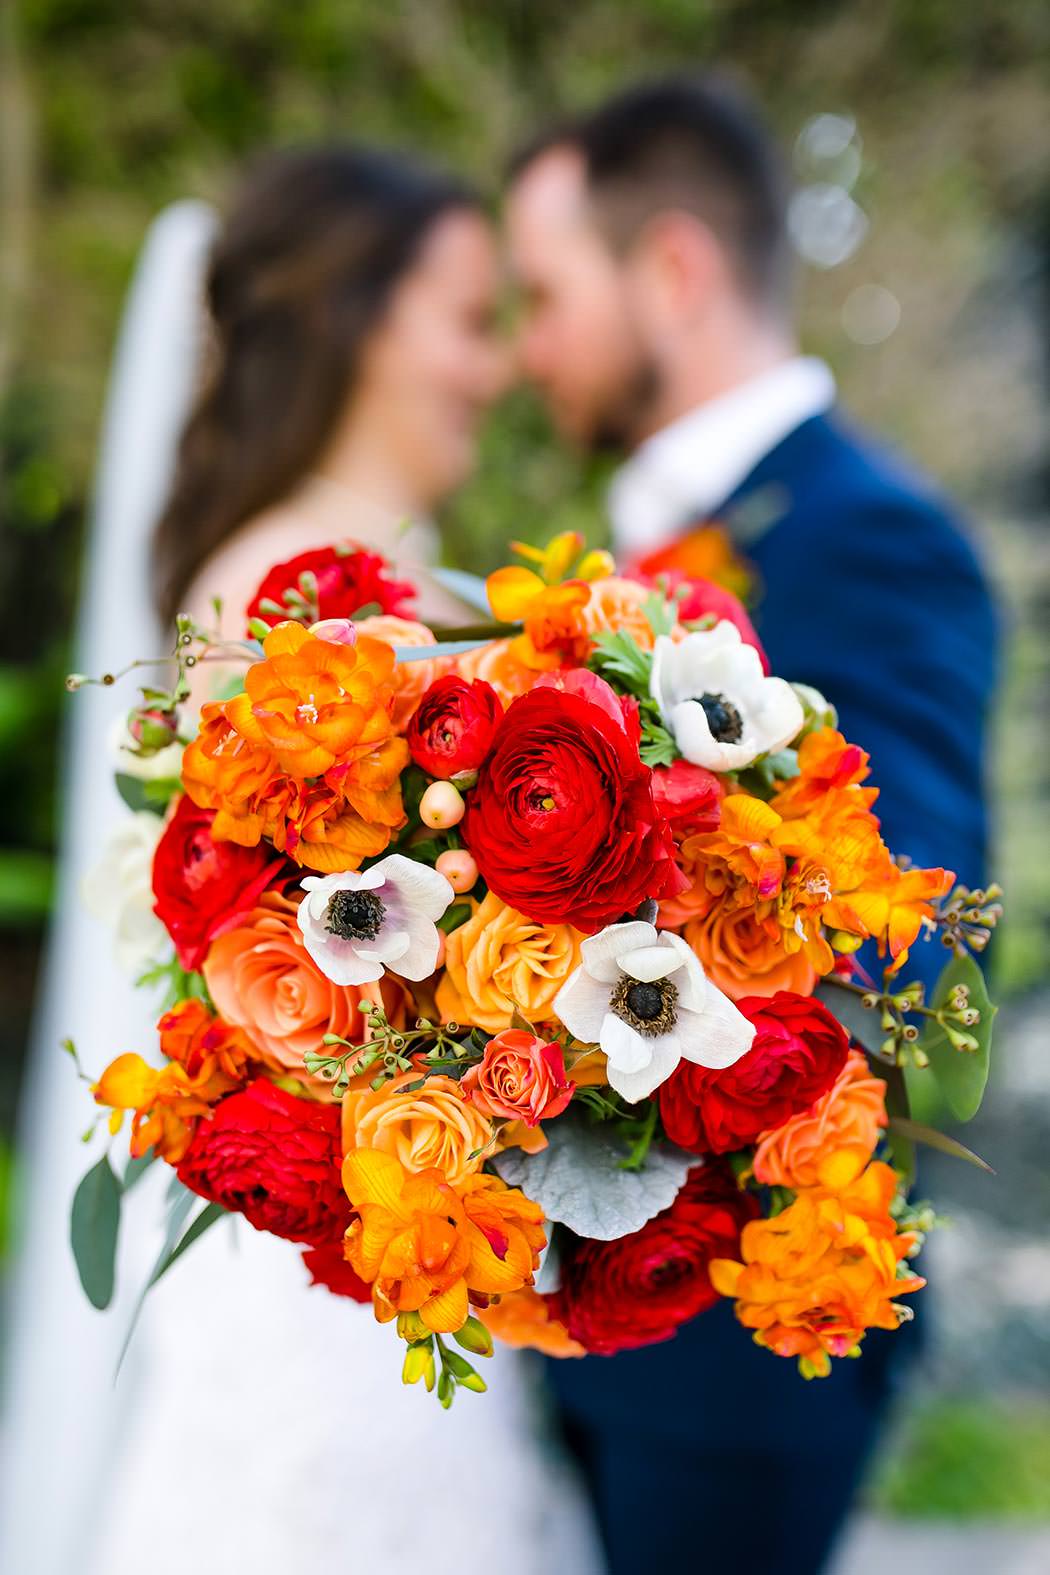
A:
0;204;602;1575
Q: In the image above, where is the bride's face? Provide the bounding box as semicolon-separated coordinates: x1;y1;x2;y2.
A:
353;209;509;504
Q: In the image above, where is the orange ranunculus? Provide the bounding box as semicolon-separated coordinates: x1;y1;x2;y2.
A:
203;890;407;1086
354;615;451;732
181;621;408;872
342;1148;546;1334
454;638;537;708
157;996;266;1080
436;892;584;1033
708;1160;924;1377
341;1069;495;1187
92;1052;233;1162
685;904;820;1001
479;1286;586;1357
753;1048;888;1191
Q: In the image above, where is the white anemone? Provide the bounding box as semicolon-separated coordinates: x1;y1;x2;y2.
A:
552;921;754;1104
650;621;804;772
298;854;453;986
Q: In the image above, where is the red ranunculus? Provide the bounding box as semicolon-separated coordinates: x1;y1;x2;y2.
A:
659;991;850;1155
461;675;688;934
651;758;724;837
176;1078;349;1245
549;1163;758;1354
407;674;503;777
301;1242;372;1302
245;543;416;632
152;795;287;972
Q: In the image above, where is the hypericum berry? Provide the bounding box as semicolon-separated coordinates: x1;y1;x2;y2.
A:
420;781;465;830
435;849;478;893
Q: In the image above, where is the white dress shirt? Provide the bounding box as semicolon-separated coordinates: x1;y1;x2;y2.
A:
608;356;836;560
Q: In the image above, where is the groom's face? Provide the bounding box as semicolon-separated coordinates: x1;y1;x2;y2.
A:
506;147;659;453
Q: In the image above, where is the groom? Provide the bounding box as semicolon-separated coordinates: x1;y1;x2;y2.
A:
506;75;998;1573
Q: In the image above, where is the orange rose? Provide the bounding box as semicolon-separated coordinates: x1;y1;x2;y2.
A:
685;904;819;1001
577;575;670;650
203;890;407;1085
479;1286;585;1358
455;638;537;708
752;1049;888;1191
436;892;584;1033
461;1028;573;1130
342;1148;546;1333
341;1069;495;1187
355;615;451;732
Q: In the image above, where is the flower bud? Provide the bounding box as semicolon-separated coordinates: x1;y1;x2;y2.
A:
402;1342;436;1389
452;1315;494;1358
435;849;478;894
127;705;179;754
420;780;465;829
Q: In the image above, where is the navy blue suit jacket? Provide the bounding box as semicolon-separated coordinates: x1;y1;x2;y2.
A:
548;409;998;1456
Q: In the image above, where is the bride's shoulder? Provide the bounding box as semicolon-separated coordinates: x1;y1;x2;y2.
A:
182;504;306;632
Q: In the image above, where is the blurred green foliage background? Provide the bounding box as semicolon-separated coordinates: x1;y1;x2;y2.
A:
0;0;1048;1522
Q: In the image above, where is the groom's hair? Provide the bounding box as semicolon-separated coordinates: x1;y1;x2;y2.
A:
511;73;792;309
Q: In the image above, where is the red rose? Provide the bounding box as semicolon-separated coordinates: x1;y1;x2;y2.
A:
176;1078;349;1245
549;1163;759;1354
152;795;287;972
301;1242;372;1302
659;991;850;1155
245;543;416;632
651;759;724;837
407;674;503;778
462;676;688;934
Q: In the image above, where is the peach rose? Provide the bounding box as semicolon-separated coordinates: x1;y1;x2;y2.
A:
461;1028;574;1131
203;890;407;1087
684;904;818;1001
436;892;584;1033
479;1286;585;1358
577;575;671;650
354;615;451;732
455;638;537;709
341;1068;494;1187
753;1048;888;1191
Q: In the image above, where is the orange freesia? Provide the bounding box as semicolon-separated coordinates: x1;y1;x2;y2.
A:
182;621;408;872
342;1148;546;1334
708;1160;924;1377
753;1048;888;1191
93;1051;234;1162
635;521;752;600
479;1286;586;1358
486;534;615;671
341;1069;495;1187
157;996;264;1080
436;892;584;1033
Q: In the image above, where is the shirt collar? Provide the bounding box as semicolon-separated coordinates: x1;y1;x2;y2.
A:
608;356;836;560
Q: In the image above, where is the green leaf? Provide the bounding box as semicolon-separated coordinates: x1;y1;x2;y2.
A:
70;1154;122;1310
588;629;652;696
639;717;678;767
116;1193;227;1372
437;902;472;934
920;954;997;1122
122;1150;156;1191
114;772;182;814
879;1061;915;1184
429;566;494;614
641;590;677;638
887;1117;995;1174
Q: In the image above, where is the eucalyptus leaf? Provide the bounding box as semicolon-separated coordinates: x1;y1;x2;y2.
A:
70;1154;122;1310
393;639;494;662
919;953;997;1122
877;1060;915;1184
814;981;882;1054
428;566;494;614
887;1117;994;1174
122;1150;156;1191
114;773;181;814
491;1111;693;1240
116;1193;227;1374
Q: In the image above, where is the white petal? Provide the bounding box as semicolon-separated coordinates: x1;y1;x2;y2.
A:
669;701;737;771
754;678;805;752
553;967;612;1042
654;931;708;1010
618;942;683;983
599;1012;653;1075
579;921;656;982
300;930;384;986
605;1034;682;1104
385;912;442;981
363;927;412;966
377;853;455;920
677;991;755;1070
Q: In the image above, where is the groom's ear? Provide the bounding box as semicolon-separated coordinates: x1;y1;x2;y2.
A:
626;209;731;323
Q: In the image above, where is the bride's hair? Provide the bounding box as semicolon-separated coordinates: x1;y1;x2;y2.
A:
152;144;479;624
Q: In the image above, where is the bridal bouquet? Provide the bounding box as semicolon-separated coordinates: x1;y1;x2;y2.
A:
71;533;1001;1404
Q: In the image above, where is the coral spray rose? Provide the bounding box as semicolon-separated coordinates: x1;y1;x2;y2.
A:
550;1164;759;1355
151;795;287;971
659;991;850;1155
407;674;503;777
752;1048;888;1190
176;1078;350;1245
462;672;687;934
461;1029;574;1129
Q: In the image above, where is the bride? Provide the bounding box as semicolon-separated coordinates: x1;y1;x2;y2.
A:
2;146;602;1574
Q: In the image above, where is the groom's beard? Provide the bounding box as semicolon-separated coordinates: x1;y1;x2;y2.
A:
586;354;664;456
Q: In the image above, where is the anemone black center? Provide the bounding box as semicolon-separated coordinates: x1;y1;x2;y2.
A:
610;974;679;1037
326;889;386;942
697;691;744;744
